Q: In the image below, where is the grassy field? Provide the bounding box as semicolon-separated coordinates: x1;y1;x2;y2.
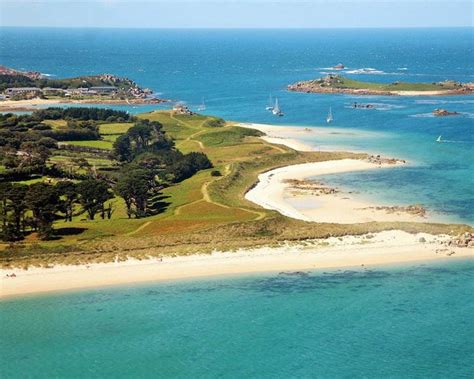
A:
329;76;461;92
1;110;471;268
62;140;115;150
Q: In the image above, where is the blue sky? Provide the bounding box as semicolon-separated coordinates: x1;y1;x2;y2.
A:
0;0;472;28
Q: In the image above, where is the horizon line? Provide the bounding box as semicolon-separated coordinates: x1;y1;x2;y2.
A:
1;25;473;30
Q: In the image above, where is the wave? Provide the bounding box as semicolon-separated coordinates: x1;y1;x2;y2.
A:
346;68;386;75
410;113;435;118
438;139;473;144
415;99;474;105
345;102;406;111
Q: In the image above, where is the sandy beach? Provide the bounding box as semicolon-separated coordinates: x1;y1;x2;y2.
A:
241;122;433;223
1;230;472;299
0;98;164;112
245;158;434;224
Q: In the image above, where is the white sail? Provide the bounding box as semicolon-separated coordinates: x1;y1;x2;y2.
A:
326;107;333;123
197;98;206;111
436;135;442;142
272;98;283;116
266;94;274;111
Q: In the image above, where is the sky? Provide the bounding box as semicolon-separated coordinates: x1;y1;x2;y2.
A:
0;0;473;28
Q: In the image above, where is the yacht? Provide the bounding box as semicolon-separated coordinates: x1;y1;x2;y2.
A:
326;107;333;123
272;98;284;116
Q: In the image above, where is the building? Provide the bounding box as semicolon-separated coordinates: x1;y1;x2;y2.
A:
65;87;91;96
173;103;193;115
42;87;66;96
5;87;42;97
90;86;118;95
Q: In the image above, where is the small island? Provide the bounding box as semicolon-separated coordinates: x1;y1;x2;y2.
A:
0;66;167;111
288;74;474;96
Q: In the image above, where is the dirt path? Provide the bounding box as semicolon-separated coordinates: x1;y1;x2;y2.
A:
126;221;151;236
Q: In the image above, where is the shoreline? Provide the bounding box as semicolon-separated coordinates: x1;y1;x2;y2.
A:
244;159;436;224
241;122;432;223
1;230;472;299
0;98;168;112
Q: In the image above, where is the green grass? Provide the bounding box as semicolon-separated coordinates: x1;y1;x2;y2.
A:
99;122;134;135
324;76;461;92
63;140;114;150
199;127;263;147
42;119;68;129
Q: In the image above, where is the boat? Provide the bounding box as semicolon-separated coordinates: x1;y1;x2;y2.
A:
326;107;333;123
265;95;274;111
272;98;284;116
197;98;206;112
436;135;442;143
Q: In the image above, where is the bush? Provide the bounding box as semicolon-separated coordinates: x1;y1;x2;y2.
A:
211;170;222;177
203;118;225;128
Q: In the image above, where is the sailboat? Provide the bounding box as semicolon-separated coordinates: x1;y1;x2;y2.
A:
266;95;274;111
272;98;284;116
197;98;206;112
326;107;333;123
436;135;442;143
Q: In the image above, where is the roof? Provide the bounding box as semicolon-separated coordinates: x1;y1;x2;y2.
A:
6;87;42;91
90;86;117;90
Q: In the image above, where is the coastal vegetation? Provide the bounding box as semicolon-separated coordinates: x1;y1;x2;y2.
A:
288;74;474;95
0;109;471;268
0;66;160;103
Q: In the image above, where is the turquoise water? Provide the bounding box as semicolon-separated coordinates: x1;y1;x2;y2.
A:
1;27;473;223
1;28;473;377
1;259;473;378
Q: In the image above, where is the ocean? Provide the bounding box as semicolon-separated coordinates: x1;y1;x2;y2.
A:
1;260;473;377
1;27;472;223
0;27;473;377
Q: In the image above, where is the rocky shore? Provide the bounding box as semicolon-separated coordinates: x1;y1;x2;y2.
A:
288;75;474;96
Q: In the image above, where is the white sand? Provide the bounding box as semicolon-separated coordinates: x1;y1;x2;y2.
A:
1;231;472;298
245;159;429;224
241;123;440;224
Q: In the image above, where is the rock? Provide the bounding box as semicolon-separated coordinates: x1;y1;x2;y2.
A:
448;232;474;248
433;108;460;117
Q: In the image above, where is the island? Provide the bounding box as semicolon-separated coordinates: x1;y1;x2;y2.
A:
0;66;167;111
288;74;474;96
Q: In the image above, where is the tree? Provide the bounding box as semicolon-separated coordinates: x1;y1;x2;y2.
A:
25;183;60;240
113;134;132;162
77;179;113;220
56;181;79;222
116;169;155;218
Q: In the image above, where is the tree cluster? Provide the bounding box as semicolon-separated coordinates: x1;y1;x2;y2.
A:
0;179;113;241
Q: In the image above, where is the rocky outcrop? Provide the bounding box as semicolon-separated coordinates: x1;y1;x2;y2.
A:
447;232;474;248
433;108;460;117
367;155;406;165
283;179;339;196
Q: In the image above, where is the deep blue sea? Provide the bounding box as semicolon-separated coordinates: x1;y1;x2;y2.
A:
1;28;473;378
1;260;474;378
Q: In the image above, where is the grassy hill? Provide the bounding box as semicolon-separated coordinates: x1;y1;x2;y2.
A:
1;111;470;268
328;76;460;91
288;75;472;95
